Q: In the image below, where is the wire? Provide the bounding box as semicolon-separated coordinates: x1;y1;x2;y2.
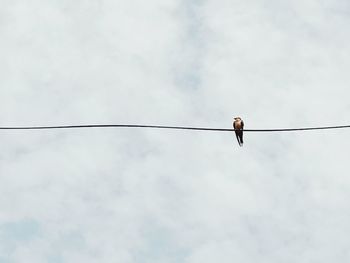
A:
0;124;349;132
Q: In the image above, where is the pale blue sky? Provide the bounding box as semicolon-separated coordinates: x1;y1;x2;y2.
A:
1;0;350;262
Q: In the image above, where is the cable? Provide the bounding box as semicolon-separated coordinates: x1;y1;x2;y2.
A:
0;124;349;132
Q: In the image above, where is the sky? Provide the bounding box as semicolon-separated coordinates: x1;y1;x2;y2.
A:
1;0;350;262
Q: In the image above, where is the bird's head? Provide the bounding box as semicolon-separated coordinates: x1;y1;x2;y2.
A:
234;117;241;121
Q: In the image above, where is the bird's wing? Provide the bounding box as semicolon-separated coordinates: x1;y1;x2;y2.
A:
233;121;236;129
241;120;244;129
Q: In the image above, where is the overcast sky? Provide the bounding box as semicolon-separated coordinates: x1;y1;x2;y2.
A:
1;0;350;262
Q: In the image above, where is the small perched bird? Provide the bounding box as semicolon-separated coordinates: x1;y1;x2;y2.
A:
233;117;244;147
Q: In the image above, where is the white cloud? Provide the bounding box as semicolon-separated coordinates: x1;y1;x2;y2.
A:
0;0;350;262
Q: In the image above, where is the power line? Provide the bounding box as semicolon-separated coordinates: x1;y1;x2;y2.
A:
0;124;349;132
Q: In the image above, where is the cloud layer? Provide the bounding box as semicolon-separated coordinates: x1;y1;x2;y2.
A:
1;0;350;262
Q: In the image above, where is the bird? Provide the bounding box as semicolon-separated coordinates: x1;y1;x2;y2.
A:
233;117;244;146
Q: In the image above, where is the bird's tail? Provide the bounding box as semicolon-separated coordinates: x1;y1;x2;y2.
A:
235;134;242;147
239;134;244;146
235;131;243;147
